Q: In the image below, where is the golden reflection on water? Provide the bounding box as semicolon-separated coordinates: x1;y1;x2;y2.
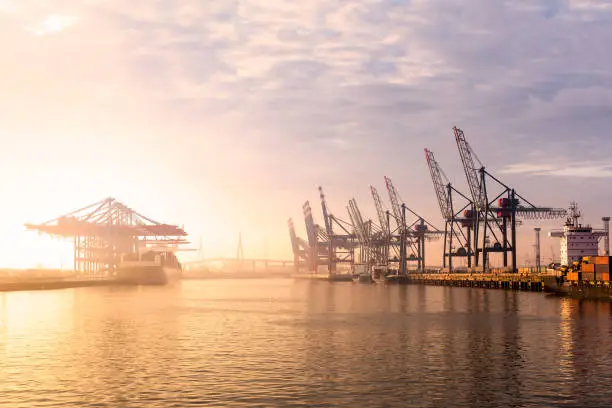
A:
2;281;612;407
558;298;575;381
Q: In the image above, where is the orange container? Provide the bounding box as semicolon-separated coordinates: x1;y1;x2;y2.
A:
567;272;579;281
583;272;595;281
595;264;609;274
595;256;611;265
600;273;610;281
582;263;595;272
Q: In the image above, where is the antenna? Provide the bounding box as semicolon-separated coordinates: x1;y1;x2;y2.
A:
534;227;541;272
602;217;610;255
568;202;582;227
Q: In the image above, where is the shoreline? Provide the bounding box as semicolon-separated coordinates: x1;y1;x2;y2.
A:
0;279;117;293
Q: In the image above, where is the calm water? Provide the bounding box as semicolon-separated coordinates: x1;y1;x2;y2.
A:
1;279;612;407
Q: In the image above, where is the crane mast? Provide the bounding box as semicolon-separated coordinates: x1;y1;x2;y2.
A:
348;199;368;244
454;127;484;210
424;149;451;220
384;176;404;232
424;148;476;271
348;198;371;267
370;186;391;269
318;186;332;235
383;176;444;273
370;186;389;234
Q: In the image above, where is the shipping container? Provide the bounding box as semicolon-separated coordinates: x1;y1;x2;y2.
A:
595;256;612;265
567;272;579;281
582;263;595;273
582;272;595;281
600;273;610;282
595;264;610;274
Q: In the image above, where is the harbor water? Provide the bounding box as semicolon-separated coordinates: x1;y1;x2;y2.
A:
2;279;612;407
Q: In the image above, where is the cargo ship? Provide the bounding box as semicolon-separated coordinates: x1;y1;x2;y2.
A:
354;264;377;284
543;255;612;300
115;250;182;285
544;203;611;299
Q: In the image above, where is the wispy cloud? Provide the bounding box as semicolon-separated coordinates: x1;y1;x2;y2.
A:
2;0;612;259
500;162;612;178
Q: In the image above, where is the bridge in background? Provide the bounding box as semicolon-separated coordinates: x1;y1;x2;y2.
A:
184;258;294;273
184;232;294;273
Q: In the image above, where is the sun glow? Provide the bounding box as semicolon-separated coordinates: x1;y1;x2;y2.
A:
0;224;73;270
25;14;76;36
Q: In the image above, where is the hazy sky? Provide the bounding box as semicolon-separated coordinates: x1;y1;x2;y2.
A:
1;1;612;268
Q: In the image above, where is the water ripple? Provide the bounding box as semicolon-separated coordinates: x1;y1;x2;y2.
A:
2;280;612;407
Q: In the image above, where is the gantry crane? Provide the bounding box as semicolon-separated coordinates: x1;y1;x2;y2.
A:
384;176;443;273
347;198;374;270
287;218;310;272
453;126;566;272
318;187;357;274
424;148;476;271
370;186;391;268
25;197;188;276
302;200;330;272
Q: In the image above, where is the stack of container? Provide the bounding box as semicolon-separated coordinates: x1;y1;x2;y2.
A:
593;256;610;281
572;256;612;282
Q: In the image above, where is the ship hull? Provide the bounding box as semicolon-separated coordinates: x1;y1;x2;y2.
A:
546;283;612;300
358;274;375;284
384;274;410;284
542;275;561;292
328;273;355;282
116;265;181;286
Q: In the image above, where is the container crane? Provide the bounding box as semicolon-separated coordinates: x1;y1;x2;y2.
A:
424;148;476;271
370;186;391;268
371;186;390;237
347;198;372;270
453;126;566;272
302;201;328;272
384;176;443;273
317;186;357;274
318;186;332;236
287;218;310;272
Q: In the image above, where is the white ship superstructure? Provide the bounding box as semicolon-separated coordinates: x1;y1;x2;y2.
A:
549;203;609;266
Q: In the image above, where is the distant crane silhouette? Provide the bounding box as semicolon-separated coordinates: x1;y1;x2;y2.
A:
237;232;244;261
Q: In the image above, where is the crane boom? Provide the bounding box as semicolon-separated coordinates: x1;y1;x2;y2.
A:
453;126;484;209
384;176;403;230
346;205;361;239
288;218;300;255
424;149;452;220
318;186;332;235
370;186;389;235
348;199;369;244
302;201;318;248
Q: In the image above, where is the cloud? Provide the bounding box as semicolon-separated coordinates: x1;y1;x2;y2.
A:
500;162;612;178
2;0;612;261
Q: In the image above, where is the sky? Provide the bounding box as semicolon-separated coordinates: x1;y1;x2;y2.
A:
1;0;612;268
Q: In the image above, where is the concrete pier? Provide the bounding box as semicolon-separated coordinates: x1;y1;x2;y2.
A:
386;273;544;292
